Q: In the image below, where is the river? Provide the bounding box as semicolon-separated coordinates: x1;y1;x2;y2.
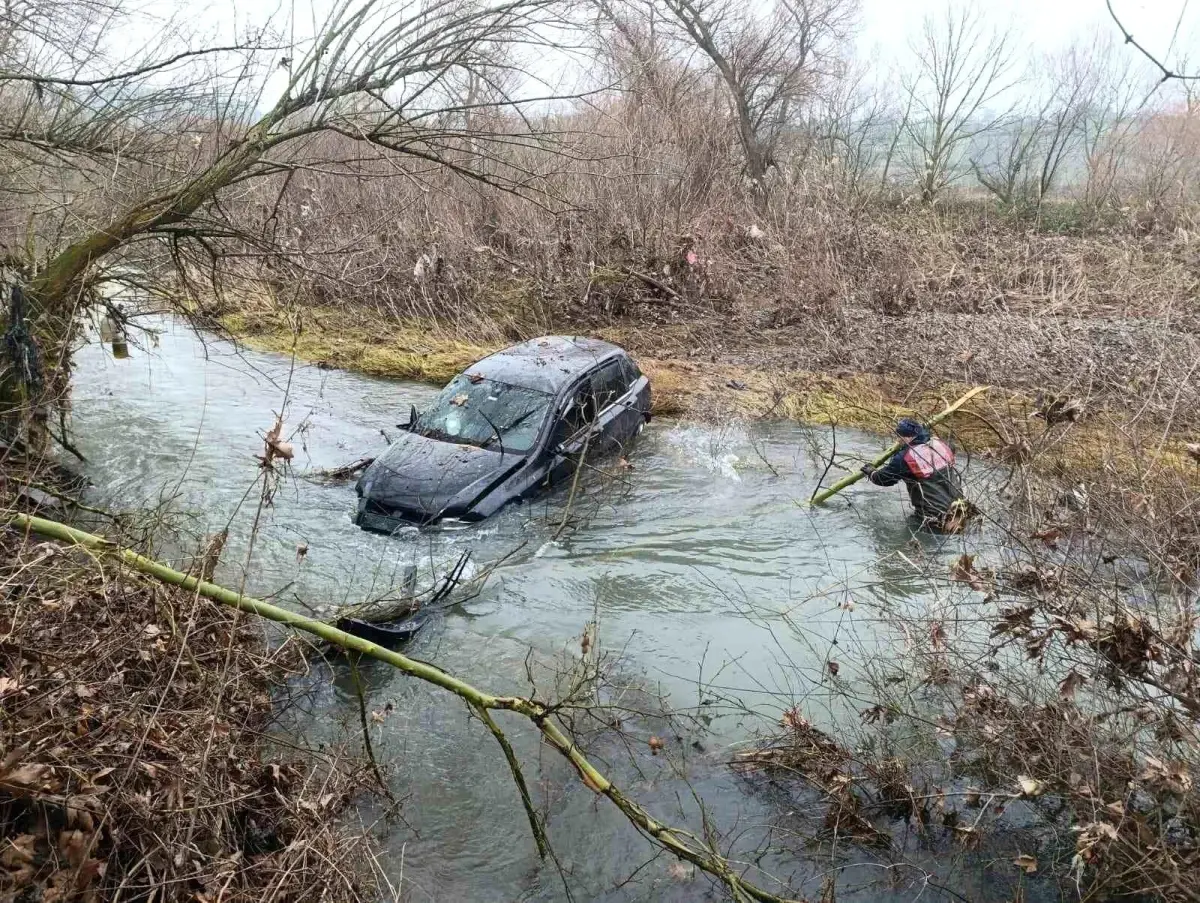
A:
71;317;1029;902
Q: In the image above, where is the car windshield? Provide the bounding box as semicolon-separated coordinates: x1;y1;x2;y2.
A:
414;374;552;454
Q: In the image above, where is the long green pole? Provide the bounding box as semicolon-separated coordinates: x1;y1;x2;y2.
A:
5;512;802;903
808;385;989;506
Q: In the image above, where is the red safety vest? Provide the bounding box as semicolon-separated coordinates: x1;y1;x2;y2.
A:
902;437;954;479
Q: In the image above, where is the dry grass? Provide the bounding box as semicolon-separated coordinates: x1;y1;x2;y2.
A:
0;460;378;903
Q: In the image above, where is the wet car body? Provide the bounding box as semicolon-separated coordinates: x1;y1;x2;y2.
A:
354;336;652;531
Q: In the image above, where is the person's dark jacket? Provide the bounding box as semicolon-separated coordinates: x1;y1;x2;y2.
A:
867;435;963;522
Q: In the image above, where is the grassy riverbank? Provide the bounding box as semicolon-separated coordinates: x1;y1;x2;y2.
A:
220;301;1199;489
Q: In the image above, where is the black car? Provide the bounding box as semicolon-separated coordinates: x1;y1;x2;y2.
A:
354;336;652;530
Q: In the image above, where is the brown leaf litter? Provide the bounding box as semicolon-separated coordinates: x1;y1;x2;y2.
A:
0;526;377;903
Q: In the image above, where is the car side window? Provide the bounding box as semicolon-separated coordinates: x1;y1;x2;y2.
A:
618;355;640;388
591;360;627;412
554;381;597;447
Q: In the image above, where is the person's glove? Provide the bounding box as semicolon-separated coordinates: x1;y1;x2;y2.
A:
860;464;877;478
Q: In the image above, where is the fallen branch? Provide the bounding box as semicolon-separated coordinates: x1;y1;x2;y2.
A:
309;456;375;483
624;268;683;302
6;512;806;903
808;386;989;505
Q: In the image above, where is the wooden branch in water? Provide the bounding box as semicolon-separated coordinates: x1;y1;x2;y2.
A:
6;513;804;903
334;551;471;627
808;386;989;506
310;456;374;482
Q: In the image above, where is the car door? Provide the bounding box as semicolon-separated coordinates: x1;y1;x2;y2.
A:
544;375;599;485
586;359;628;454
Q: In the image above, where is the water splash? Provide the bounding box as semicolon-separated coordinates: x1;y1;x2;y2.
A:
664;423;746;481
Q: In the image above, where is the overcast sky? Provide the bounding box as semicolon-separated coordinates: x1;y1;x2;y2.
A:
858;0;1199;63
180;0;1200;66
124;0;1200;111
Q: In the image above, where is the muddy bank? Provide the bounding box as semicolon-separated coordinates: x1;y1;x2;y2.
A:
0;499;377;902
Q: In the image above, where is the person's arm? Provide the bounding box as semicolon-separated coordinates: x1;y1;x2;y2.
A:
862;451;908;487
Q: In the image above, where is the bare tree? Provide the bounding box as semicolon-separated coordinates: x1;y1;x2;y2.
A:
803;60;890;205
968;114;1040;208
0;0;571;441
970;43;1096;212
1076;31;1150;214
898;4;1016;203
645;0;858;206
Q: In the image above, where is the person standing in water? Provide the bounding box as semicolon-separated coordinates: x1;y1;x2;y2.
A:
860;418;971;531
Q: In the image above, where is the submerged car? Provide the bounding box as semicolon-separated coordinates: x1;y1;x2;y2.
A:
354;336;652;530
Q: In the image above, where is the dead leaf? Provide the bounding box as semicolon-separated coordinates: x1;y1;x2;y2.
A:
666;861;694;880
617;457;632;470
65;798;97;831
142;624;162;638
648;736;665;755
992;605;1035;639
77;857;106;887
1187;443;1200;463
1013;853;1038;874
1141;756;1193;794
1;763;55;792
841;598;856;611
450;393;469;406
58;828;88;867
467;372;485;384
74;684;95;699
262;416;294;463
861;704;889;724
1017;775;1044;797
827;660;840;677
295;543;308;564
1032;527;1062;549
951;554;986;591
930;621;947;651
1035;395;1084;425
1059;670;1086;701
0;676;20;695
1093;822;1119;840
0;834;37;866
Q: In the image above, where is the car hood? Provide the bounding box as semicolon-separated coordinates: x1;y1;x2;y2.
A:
356;431;523;520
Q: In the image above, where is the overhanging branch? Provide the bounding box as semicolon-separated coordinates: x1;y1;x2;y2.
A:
7;512;807;903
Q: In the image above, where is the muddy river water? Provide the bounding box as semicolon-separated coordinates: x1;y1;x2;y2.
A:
71;318;1028;902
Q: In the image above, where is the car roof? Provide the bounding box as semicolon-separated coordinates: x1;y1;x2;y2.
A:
468;336;624;394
